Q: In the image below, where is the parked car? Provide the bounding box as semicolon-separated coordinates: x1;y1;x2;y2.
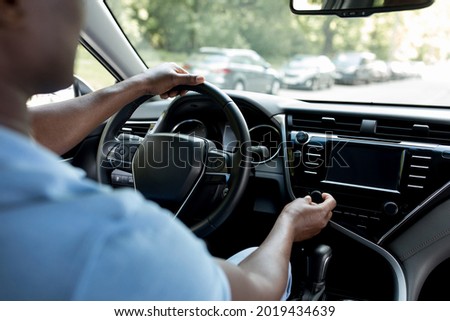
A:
281;54;335;90
388;61;424;80
14;0;450;303
183;47;281;94
333;51;377;85
371;60;392;82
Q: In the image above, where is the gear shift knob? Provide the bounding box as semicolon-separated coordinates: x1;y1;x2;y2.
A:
299;244;332;300
307;244;332;284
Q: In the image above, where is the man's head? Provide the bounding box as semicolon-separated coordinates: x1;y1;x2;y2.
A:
0;0;84;96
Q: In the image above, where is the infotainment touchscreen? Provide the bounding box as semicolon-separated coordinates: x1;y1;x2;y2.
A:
323;142;405;192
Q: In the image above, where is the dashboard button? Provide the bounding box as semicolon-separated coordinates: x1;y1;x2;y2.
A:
310;190;323;204
384;202;399;216
295;131;309;144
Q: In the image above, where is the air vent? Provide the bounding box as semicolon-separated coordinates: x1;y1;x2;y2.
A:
406;153;432;191
288;114;450;144
302;142;325;176
288;114;361;135
377;119;450;144
120;120;155;137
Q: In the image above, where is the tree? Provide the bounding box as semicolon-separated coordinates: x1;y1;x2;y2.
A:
106;0;445;65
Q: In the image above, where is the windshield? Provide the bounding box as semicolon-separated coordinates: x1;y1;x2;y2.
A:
105;0;450;107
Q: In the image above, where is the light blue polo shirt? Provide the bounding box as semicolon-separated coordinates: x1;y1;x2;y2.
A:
0;126;230;300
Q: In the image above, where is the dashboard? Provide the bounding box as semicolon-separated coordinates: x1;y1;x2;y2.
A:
169;119;281;163
118;91;450;244
102;90;450;300
287;122;450;243
158;94;283;165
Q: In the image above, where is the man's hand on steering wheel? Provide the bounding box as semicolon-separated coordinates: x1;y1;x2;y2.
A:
128;62;205;99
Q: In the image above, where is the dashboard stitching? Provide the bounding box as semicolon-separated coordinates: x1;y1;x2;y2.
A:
398;227;450;261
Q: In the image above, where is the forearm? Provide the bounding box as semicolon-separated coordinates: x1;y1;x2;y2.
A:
217;214;295;300
218;195;335;301
30;77;147;155
30;63;204;155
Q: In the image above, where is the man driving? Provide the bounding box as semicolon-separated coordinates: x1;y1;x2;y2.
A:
0;0;336;300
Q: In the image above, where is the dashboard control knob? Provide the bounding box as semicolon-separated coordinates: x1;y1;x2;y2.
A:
310;190;323;204
384;202;399;216
295;131;309;145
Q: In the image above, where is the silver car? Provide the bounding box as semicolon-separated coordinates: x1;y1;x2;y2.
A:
184;47;281;94
281;54;336;90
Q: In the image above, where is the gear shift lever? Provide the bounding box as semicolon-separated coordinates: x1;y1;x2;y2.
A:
300;244;332;301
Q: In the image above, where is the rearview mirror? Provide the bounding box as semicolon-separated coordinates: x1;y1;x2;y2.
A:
290;0;434;17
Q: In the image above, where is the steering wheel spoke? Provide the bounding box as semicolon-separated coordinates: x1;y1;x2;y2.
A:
205;148;232;174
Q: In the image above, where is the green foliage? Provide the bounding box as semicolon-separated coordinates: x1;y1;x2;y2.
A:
106;0;441;64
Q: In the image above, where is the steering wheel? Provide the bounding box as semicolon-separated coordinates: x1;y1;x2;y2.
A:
97;82;251;237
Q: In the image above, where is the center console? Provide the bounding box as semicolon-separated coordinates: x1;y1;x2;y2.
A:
286;129;450;242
